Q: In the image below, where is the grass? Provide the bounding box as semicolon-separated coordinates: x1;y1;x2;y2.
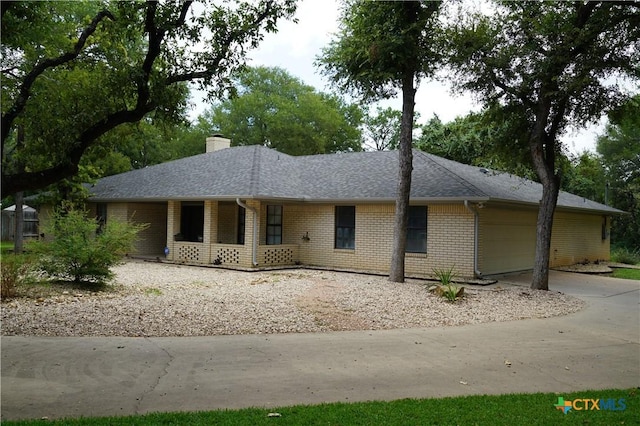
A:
143;287;163;296
1;240;14;253
611;247;640;265
611;268;640;280
3;388;637;425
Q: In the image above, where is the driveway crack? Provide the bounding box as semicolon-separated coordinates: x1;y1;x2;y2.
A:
134;338;174;414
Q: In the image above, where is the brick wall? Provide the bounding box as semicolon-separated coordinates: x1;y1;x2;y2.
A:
416;204;475;278
217;201;238;244
283;203;475;278
59;199;613;275
106;202;167;256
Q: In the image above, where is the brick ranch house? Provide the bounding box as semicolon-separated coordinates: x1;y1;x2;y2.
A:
82;136;620;279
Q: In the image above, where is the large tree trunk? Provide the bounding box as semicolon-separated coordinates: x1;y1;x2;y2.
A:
389;72;416;283
531;176;560;290
529;126;561;290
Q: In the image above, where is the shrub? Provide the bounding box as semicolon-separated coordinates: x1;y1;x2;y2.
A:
1;254;35;298
31;206;148;284
611;247;640;265
433;265;456;286
431;265;464;302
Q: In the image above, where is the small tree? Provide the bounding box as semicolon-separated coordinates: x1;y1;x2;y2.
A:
32;206;148;284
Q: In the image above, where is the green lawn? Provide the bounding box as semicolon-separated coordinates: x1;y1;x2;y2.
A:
612;268;640;280
3;388;636;425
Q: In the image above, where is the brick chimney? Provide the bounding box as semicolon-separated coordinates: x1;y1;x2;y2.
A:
206;134;231;153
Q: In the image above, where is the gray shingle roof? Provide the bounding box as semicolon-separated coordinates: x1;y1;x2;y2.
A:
89;146;621;214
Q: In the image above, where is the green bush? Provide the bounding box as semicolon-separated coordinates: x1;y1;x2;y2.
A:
31;207;148;284
611;247;640;265
1;254;35;298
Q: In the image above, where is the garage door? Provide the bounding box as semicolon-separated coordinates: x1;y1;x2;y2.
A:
480;207;537;275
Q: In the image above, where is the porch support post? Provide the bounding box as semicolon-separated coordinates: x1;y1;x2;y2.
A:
166;201;180;261
236;199;260;267
203;201;218;263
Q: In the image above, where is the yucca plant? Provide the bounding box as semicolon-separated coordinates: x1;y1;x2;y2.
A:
432;265;464;302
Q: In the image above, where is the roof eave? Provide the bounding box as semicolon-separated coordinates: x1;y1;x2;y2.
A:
87;195;492;204
486;198;625;215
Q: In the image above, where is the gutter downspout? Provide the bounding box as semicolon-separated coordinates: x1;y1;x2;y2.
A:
464;200;482;279
236;198;258;267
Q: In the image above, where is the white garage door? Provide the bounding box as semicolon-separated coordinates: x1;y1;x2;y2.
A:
480;207;537;275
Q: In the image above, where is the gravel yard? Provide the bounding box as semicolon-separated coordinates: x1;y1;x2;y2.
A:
1;260;585;337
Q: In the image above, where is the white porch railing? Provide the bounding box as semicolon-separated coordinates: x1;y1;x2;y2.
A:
172;242;299;268
259;244;299;266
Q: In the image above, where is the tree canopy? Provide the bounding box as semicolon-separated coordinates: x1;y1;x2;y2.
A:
318;0;442;282
1;0;297;197
447;1;640;289
205;66;363;155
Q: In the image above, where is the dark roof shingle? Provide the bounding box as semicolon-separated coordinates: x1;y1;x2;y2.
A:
89;146;620;214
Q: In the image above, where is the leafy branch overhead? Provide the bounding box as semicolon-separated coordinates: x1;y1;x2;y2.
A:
1;0;297;196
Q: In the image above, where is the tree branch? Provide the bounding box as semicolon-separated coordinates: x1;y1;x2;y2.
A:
1;9;115;147
1;103;156;195
2;0;291;197
166;1;275;86
173;0;193;28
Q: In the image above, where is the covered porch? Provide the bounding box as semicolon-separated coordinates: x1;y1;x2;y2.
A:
166;199;300;268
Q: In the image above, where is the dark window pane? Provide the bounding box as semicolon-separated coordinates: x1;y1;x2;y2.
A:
180;202;204;242
335;206;355;249
406;206;427;253
237;206;246;245
266;205;282;245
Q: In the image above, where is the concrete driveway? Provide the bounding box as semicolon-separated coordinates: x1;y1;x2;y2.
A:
1;270;638;421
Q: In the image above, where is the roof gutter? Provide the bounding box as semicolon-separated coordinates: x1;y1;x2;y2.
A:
236;198;258;267
464;200;482;279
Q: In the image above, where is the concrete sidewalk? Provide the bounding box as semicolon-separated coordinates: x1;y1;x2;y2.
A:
2;271;638;421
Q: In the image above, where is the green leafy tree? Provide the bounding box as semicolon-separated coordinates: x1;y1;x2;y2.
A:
561;152;606;205
206;66;363;155
171;117;219;159
88;121;179;172
318;0;442;282
1;0;297;197
597;96;640;250
447;1;640;290
31;206;148;284
363;107;402;151
416;110;537;180
417;113;487;165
